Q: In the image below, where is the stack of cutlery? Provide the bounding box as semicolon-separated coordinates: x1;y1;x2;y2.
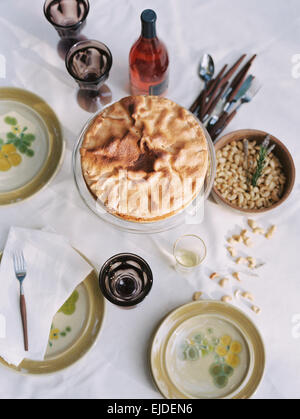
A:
190;54;261;141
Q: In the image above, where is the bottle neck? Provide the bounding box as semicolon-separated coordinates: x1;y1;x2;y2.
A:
141;21;157;39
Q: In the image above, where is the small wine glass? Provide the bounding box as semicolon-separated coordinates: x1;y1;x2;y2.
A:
44;0;90;59
173;234;207;274
65;39;113;112
99;253;153;309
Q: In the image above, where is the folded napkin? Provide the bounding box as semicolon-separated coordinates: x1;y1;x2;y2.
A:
0;227;93;366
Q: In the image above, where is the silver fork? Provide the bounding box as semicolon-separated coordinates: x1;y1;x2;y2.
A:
211;79;262;140
13;251;28;351
230;78;262;114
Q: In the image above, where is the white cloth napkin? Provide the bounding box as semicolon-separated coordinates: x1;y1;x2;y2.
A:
0;227;93;366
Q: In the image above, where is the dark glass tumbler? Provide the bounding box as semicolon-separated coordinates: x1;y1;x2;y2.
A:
44;0;90;39
65;40;113;112
99;253;153;308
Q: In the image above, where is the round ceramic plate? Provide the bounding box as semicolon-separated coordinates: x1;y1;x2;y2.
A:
150;301;265;399
0;252;105;374
0;87;64;205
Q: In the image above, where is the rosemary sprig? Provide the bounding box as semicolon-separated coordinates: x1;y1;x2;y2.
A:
251;146;268;186
251;135;275;187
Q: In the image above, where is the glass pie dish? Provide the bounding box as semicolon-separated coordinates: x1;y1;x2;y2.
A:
72;103;216;234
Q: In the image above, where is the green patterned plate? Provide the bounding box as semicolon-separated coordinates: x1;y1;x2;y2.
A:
0;87;64;205
150;301;265;399
0;252;105;374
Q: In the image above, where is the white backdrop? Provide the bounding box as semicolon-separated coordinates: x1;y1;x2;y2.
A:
0;0;299;399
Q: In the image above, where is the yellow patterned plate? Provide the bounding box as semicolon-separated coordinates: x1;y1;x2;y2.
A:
0;252;105;374
150;301;265;399
0;87;64;205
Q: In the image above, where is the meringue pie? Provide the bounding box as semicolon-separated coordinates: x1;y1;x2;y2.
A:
80;96;208;222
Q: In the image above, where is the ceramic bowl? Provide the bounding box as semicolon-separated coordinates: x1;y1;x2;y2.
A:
212;129;296;214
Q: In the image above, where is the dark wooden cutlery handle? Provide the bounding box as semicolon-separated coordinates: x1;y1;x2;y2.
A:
206;64;227;97
20;295;28;351
212;109;238;140
221;54;246;86
223;108;238;128
227;54;256;103
204;81;229;120
208;111;229;138
190;90;203;113
198;90;207;120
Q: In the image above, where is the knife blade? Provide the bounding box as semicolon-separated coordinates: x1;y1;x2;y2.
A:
226;75;254;109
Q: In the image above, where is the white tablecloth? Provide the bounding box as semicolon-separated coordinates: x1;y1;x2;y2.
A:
0;0;299;399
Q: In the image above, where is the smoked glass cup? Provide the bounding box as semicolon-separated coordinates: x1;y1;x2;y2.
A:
44;0;90;59
99;253;153;308
44;0;90;39
65;40;113;112
173;235;207;274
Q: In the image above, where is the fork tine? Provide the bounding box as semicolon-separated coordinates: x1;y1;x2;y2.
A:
13;251;25;273
19;252;23;271
20;251;25;272
249;79;261;97
18;253;21;272
13;252;18;272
